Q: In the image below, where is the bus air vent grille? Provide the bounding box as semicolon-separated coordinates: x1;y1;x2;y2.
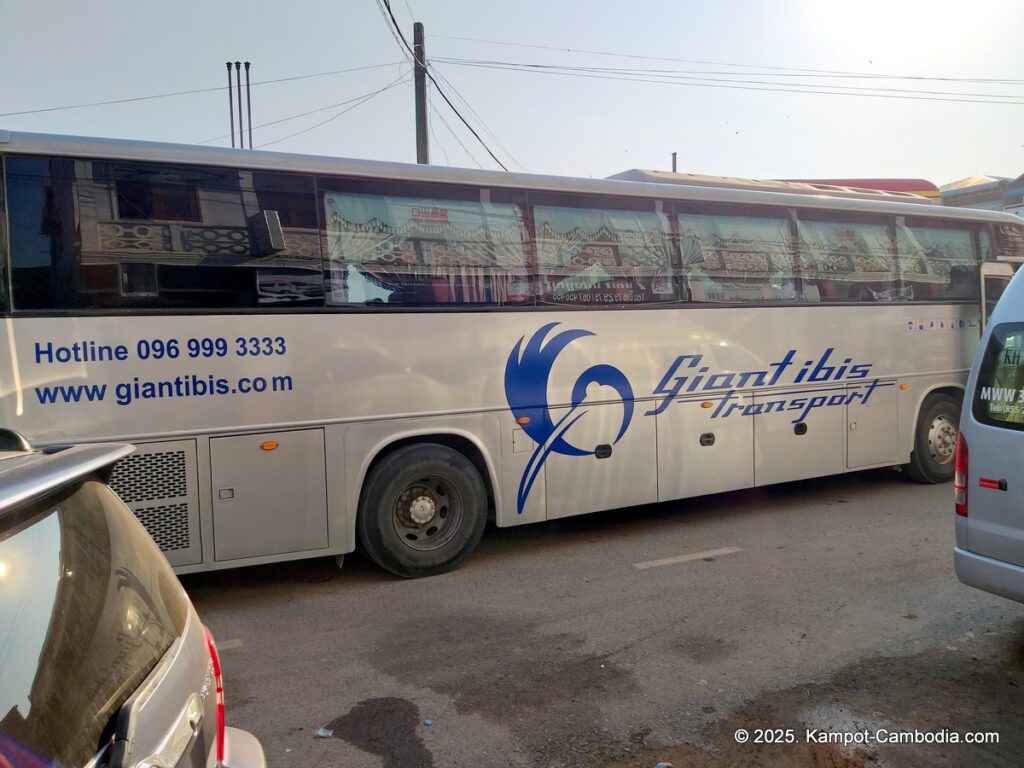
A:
107;441;200;567
132;503;190;551
109;450;188;503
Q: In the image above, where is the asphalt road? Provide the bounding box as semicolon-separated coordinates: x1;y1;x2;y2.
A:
185;469;1024;768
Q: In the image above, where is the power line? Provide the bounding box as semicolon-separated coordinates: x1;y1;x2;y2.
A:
434;34;1024;85
433;104;481;169
378;1;510;170
197;68;410;144
426;101;451;166
429;65;527;171
426;70;509;170
375;0;415;63
435;57;1024;103
255;72;410;149
377;0;418;60
428;83;483;167
0;62;405;118
435;58;1024;106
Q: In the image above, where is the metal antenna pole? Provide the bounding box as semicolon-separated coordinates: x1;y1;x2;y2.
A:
226;62;235;148
235;62;244;148
245;62;253;150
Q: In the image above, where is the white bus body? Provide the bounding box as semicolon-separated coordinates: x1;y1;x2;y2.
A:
2;130;1022;576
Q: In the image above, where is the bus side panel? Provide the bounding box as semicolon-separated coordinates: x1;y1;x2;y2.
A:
846;380;899;468
656;395;754;502
343;414;503;542
500;417;547;527
753;390;845;486
325;423;353;554
543;402;657;519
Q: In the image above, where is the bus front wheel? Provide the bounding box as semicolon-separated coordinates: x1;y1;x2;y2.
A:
357;443;488;578
904;393;961;484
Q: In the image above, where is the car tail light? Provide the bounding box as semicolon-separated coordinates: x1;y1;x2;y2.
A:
204;626;226;766
954;433;968;517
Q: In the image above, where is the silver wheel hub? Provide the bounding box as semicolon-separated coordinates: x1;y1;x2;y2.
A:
928;416;958;464
408;495;436;525
392;475;463;552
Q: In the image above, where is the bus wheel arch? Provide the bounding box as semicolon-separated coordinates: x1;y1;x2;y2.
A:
904;386;963;484
355;433;496;578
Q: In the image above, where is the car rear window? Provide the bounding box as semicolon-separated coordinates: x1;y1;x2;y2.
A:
972;322;1024;431
0;479;189;768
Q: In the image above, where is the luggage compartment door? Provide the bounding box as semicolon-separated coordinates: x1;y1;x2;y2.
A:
656;396;754;501
544;402;656;520
210;429;328;561
847;380;899;468
754;390;845;486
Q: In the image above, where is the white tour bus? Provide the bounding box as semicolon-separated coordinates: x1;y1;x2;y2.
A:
1;130;1022;577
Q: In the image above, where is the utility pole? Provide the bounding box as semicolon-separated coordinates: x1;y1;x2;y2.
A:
414;22;429;164
672;152;677;173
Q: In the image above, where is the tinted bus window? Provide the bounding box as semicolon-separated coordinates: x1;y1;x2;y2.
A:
322;183;531;307
254;171;318;229
678;207;799;303
796;212;898;302
7;156;80;310
996;223;1024;261
972;323;1024;430
532;196;676;306
6;156;323;310
896;218;980;301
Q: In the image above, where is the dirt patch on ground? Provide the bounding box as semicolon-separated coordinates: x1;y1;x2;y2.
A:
328;697;434;768
610;626;1024;768
369;611;641;766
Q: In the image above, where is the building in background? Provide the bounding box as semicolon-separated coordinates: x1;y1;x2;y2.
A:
941;174;1024;217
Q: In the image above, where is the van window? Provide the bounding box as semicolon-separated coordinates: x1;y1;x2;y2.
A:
972;322;1024;430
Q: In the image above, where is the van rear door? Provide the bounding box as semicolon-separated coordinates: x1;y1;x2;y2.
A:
966;322;1024;566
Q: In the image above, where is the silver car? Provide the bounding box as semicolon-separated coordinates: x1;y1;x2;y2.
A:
0;432;265;768
955;266;1024;602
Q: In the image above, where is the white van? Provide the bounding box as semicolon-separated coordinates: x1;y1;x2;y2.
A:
955;263;1024;602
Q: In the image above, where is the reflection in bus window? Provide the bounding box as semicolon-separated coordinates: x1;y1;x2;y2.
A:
796;214;897;302
996;223;1024;261
322;191;531;306
896;219;980;301
533;204;675;306
679;210;803;303
7;156;323;310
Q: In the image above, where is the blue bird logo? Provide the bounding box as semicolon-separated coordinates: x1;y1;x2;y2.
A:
504;322;634;513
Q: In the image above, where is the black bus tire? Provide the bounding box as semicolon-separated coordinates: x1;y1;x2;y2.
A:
357;443;488;578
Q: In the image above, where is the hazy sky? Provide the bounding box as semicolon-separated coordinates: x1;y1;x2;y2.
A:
1;0;1022;185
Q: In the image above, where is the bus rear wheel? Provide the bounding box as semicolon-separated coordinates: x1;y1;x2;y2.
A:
357;443;488;578
904;393;961;484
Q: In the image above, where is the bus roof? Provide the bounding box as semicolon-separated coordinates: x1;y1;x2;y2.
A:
607;169;938;203
1;129;1020;227
779;178;941;200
